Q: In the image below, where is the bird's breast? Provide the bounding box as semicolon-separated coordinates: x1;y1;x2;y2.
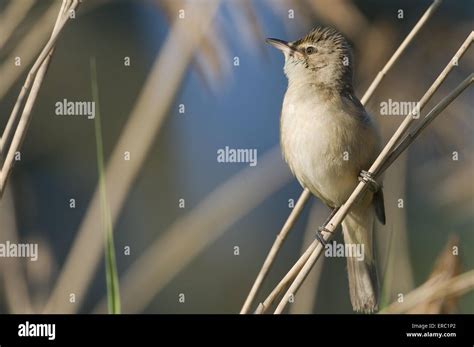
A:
280;90;374;206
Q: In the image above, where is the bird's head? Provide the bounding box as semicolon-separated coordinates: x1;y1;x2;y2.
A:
266;27;353;90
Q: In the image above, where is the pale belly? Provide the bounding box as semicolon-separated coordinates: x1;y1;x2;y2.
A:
280;95;376;207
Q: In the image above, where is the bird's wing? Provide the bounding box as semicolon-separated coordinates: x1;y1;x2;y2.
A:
342;92;386;225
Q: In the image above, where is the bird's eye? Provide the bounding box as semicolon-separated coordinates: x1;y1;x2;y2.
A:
305;46;317;54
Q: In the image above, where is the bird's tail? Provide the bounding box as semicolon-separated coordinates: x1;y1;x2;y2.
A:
342;203;379;313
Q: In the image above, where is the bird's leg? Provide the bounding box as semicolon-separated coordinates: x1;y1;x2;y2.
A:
314;171;380;246
315;206;340;246
358;170;381;192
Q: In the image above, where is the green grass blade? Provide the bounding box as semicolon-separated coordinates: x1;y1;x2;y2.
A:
90;56;121;314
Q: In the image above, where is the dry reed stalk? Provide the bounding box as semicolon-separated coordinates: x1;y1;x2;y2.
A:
273;42;473;314
241;0;443;314
241;189;311;313
43;0;221;314
255;240;315;313
382;270;474;314
361;0;443;104
0;3;60;102
407;235;460;314
0;0;112;100
0;0;80;194
289;205;326;314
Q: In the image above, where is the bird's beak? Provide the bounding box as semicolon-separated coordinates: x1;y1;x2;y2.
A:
266;38;303;59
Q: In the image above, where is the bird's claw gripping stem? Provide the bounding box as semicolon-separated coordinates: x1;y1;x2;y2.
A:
358;170;381;192
315;226;330;247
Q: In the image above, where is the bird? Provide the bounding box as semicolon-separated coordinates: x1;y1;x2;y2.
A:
266;27;386;313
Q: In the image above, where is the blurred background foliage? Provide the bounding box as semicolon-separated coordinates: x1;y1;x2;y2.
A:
0;0;472;313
